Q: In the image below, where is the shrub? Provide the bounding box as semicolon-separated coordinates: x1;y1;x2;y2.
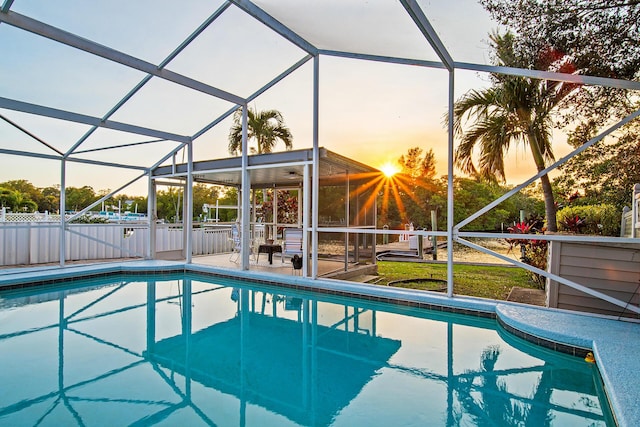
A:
69;214;109;224
507;216;547;289
556;204;620;236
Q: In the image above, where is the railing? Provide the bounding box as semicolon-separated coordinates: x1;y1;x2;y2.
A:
193;226;235;255
0;209;149;223
0;210;66;222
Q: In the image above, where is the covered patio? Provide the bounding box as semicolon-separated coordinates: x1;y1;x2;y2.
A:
152;147;381;278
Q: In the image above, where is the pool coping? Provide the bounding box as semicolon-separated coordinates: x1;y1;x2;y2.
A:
1;260;638;426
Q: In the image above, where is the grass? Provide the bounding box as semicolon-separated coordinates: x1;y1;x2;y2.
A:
376;261;536;300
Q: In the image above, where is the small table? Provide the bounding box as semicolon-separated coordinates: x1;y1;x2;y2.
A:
257;244;282;264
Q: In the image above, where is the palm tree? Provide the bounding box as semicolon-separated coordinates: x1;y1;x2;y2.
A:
453;32;578;232
228;107;293;155
0;187;37;212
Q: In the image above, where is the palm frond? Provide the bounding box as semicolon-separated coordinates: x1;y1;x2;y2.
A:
227;106;293;155
453;88;500;135
455;135;480;176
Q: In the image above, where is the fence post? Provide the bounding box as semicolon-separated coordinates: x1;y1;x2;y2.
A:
621;206;630;237
431;210;438;260
633;184;640;238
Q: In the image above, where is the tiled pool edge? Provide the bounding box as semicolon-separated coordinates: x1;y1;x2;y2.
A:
1;260;637;426
494;304;639;427
0;261;597;357
0;260;184;289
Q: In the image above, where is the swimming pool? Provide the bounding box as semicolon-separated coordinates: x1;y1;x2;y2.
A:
0;272;614;426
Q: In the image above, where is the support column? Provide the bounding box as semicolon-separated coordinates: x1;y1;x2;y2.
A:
303;163;310;277
372;187;377;265
273;188;278;239
431;210;438;261
312;55;320;279
241;105;251;270
446;70;455;296
297;184;302;226
59;160;66;267
344;171;349;271
148;176;156;259
185;141;193;263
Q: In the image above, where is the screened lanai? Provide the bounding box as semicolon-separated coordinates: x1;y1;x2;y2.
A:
1;0;640;315
153;147;380;276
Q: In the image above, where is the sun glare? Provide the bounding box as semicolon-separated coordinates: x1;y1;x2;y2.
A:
381;162;399;178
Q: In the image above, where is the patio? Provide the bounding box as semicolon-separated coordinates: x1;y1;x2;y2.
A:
194;252;362;278
153;147;380;278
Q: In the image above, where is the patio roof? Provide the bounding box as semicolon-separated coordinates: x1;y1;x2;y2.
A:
153;147;380;188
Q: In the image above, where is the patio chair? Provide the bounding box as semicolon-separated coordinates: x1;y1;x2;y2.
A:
281;228;303;263
230;224;259;263
229;224;241;263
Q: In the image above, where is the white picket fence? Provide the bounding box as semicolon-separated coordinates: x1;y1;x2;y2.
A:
0;223;234;266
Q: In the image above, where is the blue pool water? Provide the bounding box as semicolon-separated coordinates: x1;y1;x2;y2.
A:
0;273;614;426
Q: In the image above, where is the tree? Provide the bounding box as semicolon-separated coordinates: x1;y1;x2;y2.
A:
374;147;441;229
480;0;640;152
216;187;239;222
428;177;544;231
480;0;640;82
555;124;640;211
193;183;222;221
228;107;293;155
319;185;347;224
0;186;38;212
39;186;60;213
2;180;39;200
0;187;17;210
65;186;98;212
452;32;579;232
156;187;183;223
397;147;437;182
1;180;41;212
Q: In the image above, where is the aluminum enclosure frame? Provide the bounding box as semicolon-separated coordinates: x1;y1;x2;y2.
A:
1;1;639;314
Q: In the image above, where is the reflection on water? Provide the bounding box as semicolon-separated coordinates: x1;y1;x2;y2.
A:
0;274;614;426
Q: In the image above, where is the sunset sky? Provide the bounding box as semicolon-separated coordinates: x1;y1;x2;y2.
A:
0;0;572;196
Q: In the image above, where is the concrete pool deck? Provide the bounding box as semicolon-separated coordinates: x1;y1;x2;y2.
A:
1;259;638;426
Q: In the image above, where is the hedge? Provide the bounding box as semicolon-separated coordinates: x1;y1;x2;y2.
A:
556;204;620;236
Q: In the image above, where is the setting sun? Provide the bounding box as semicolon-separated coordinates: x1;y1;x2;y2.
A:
380;162;399;178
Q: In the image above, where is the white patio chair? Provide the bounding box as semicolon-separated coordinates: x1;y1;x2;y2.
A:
229;224;241;263
281;228;303;263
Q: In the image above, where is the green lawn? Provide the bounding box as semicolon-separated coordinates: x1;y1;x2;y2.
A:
376;261;536;300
